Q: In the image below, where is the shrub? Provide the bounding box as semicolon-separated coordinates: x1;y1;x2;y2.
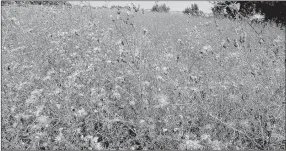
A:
151;2;170;13
183;7;193;15
131;3;140;12
110;5;123;10
183;4;204;16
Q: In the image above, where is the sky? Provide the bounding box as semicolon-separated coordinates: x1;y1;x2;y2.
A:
68;1;214;14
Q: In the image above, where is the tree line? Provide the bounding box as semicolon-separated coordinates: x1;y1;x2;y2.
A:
1;1;71;6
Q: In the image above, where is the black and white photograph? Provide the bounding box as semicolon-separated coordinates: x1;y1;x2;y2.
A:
1;1;285;150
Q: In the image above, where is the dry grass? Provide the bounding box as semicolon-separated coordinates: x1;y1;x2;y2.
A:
1;4;285;150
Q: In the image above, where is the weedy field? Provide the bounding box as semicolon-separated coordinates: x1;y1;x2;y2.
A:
1;4;285;150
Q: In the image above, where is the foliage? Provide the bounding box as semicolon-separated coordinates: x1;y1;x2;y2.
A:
151;2;170;13
183;4;203;16
211;1;286;25
110;5;129;10
255;1;286;25
211;2;227;17
1;1;71;6
211;1;240;19
131;3;140;12
110;3;140;12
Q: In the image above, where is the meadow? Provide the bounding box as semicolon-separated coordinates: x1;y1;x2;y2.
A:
1;4;285;150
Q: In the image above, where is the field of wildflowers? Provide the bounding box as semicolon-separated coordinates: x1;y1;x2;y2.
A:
1;4;285;150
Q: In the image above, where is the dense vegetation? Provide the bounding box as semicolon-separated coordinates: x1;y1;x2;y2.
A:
151;2;170;13
1;3;285;150
1;1;71;6
211;1;286;25
183;4;204;16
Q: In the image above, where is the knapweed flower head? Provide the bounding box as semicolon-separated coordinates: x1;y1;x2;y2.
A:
155;93;169;108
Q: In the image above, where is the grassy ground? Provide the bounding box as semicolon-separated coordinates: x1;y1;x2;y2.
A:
1;5;285;150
